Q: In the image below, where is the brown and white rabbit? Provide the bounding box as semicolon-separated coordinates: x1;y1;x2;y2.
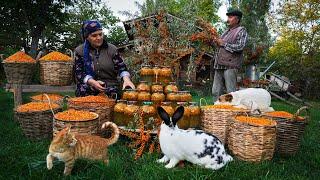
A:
157;106;233;170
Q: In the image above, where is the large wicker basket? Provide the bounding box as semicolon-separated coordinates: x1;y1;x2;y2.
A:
200;99;250;144
39;61;74;86
15;105;61;140
67;98;116;134
2;62;35;84
262;106;309;155
228;116;277;162
53;112;99;136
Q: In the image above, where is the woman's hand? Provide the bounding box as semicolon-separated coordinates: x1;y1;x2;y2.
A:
87;79;106;92
122;76;135;90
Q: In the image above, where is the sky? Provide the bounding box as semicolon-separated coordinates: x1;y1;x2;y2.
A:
104;0;228;22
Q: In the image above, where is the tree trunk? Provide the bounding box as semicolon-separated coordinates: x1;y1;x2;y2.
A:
29;25;44;58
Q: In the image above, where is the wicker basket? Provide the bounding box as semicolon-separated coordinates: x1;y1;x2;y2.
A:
2;62;35;84
228;116;277;162
53;112;99;136
67;98;116;134
30;93;64;106
200;99;250;144
39;61;74;86
262;106;309;155
15;106;61;140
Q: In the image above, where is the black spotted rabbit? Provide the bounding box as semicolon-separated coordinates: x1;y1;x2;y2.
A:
157;106;233;170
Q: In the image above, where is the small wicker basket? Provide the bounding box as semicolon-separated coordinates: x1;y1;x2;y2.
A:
228;116;277;162
67;96;116;134
262;106;309;155
53;111;99;137
200;98;250;144
2;62;35;84
30;93;64;106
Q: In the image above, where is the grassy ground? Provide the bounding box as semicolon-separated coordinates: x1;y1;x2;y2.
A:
0;88;319;179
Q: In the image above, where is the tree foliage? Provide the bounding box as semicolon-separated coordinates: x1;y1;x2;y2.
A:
268;0;320;98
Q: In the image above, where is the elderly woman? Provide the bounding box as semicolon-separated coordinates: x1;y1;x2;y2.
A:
74;20;135;97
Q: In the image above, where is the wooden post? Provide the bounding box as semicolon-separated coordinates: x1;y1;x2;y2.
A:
13;84;22;108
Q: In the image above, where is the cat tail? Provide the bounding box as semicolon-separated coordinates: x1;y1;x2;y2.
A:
101;122;119;146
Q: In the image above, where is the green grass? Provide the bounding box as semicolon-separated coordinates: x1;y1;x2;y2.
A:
0;88;319;179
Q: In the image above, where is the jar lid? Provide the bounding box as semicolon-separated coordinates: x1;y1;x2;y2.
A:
139;80;148;83
127;101;138;105
161;102;172;105
117;99;127;103
143;101;153;105
176;102;188;106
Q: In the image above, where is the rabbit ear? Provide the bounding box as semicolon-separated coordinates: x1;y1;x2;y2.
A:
172;106;184;126
157;107;171;126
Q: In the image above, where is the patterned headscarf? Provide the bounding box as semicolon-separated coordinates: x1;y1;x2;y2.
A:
81;20;102;77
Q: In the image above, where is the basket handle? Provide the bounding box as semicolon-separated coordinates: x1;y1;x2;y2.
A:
66;49;74;62
292;106;309;121
43;93;55;117
199;98;208;107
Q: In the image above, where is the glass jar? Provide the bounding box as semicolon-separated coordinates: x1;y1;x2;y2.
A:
137;81;150;92
123;101;139;127
141;101;156;130
164;82;178;94
152;65;161;83
176;102;190;130
166;92;179;104
122;89;138;101
177;91;192;102
160;102;174;116
113;100;127;126
137;91;151;104
151;91;165;106
140;65;153;84
188;102;201;129
159;66;172;85
151;82;163;93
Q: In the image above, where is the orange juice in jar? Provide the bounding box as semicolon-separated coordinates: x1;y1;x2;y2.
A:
141;101;156;130
177;91;192;102
123;101;139;127
113;100;127;126
160;102;174;119
122;89;138;101
137;81;150;92
188;102;201;129
176;102;190;129
151;91;166;106
140;65;153;84
164;82;178;94
151;82;163;93
137;91;151;105
159;66;172;85
152;65;161;83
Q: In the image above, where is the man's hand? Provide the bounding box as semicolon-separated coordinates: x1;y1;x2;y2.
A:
214;38;225;47
87;79;106;92
122;76;135;90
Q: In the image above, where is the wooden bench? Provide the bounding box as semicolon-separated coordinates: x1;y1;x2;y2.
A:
5;84;76;108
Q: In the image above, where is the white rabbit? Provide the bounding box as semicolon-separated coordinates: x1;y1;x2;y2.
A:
157;106;233;170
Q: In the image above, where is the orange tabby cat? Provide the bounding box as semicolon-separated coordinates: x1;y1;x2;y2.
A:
46;122;119;175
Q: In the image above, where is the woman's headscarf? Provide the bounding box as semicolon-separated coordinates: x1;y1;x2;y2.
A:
81;20;102;77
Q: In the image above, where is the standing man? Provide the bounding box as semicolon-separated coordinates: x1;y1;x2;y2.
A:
212;9;248;102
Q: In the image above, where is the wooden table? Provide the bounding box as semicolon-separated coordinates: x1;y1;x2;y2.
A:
5;84;76;108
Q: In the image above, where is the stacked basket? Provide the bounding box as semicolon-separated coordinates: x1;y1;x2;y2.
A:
2;51;36;84
262;107;309;155
39;51;73;86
